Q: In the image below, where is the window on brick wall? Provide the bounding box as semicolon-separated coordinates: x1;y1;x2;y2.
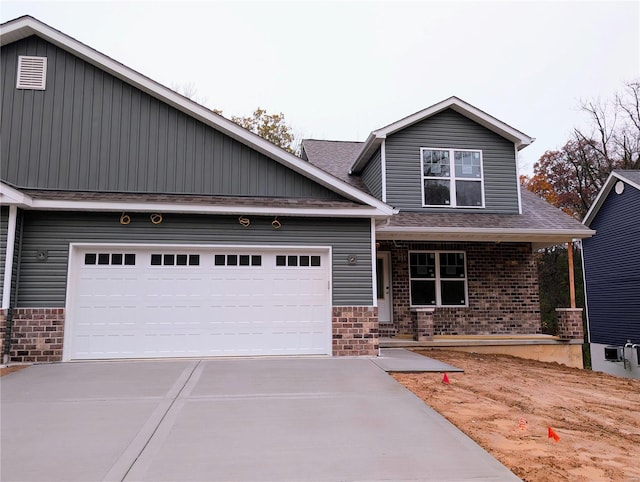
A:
409;251;467;306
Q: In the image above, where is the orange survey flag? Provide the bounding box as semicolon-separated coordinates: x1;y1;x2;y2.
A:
442;373;450;384
548;426;560;442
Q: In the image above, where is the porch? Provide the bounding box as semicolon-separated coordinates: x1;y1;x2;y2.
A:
379;334;585;368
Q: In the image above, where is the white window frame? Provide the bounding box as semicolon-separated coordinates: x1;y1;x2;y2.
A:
420;147;485;208
409;250;468;307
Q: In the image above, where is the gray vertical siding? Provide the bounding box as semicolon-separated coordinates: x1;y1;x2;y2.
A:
583;182;640;345
361;148;382;200
16;211;373;307
0;206;7;306
385;109;519;213
1;36;341;200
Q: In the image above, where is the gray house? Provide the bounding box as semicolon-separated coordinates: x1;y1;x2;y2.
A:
1;16;593;364
582;170;640;379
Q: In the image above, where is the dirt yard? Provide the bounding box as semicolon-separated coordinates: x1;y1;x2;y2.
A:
394;350;640;482
0;365;28;377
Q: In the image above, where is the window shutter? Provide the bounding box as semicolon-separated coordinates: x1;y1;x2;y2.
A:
16;56;47;90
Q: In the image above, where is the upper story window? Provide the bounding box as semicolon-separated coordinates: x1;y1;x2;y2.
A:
421;148;484;208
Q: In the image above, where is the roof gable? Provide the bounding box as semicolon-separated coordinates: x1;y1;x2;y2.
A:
0;16;393;215
583;170;640;226
350;96;534;174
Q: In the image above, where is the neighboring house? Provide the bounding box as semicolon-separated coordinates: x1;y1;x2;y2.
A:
582;170;640;379
1;16;593;365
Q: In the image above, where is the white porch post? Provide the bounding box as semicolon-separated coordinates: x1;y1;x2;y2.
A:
2;205;18;309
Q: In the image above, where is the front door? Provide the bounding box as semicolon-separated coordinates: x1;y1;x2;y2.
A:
376;252;392;323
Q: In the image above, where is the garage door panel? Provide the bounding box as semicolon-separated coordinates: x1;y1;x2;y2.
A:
68;247;331;359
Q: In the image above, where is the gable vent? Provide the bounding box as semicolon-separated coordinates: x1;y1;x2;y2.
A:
16;56;47;90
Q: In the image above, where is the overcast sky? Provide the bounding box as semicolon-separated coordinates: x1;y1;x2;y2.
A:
2;1;638;174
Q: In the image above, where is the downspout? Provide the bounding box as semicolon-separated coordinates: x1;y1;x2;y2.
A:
2;206;18;364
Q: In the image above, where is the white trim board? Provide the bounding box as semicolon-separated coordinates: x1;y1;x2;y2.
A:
350;96;535;174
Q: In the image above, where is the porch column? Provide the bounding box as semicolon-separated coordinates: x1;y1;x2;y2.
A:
410;307;434;341
556;308;584;341
567;240;576;308
2;205;17;309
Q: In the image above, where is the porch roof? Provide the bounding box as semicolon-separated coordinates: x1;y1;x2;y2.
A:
376;190;594;248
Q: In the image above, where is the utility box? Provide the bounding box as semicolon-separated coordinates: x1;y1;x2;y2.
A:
604;346;623;362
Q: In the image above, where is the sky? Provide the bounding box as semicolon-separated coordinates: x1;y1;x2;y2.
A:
1;1;638;175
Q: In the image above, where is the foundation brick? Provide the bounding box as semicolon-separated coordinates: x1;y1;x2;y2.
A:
9;308;65;362
332;306;378;356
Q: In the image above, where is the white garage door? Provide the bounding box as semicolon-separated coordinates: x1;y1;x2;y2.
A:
65;246;331;360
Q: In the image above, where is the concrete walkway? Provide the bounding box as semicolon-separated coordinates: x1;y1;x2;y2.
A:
1;357;519;482
372;348;464;373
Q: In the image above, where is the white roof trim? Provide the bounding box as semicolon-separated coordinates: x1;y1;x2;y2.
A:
376;226;594;247
376;226;594;238
28;199;387;218
583;171;640;226
0;187;388;218
0;16;393;216
0;182;30;206
350;96;535;174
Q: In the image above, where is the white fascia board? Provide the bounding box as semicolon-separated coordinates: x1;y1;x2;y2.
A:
583;171;640;226
351;97;535;175
0;182;31;206
349;133;382;174
27;198;390;218
0;17;391;214
515;146;523;215
582;173;616;226
376;226;595;242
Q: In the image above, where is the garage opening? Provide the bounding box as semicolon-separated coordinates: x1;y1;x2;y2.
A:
65;245;331;360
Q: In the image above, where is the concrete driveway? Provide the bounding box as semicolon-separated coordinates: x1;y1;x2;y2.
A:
1;357;519;481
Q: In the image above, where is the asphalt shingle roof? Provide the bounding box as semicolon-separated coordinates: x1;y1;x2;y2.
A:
301;139;369;192
21;190;365;210
382;190;588;231
301;139;594;236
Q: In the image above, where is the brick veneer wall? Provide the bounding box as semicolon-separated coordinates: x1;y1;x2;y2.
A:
9;308;65;362
379;241;541;336
332;306;378;356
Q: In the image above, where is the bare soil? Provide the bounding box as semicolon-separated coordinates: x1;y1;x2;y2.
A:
0;365;29;377
393;350;640;482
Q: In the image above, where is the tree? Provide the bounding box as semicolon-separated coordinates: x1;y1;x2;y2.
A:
231;108;296;154
574;80;640;172
171;84;296;153
535;245;585;335
524;139;606;218
522;79;640;219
